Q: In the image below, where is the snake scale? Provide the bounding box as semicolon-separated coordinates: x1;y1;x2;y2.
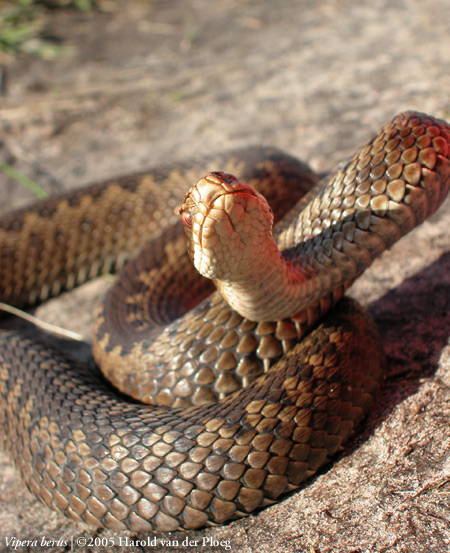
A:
0;112;449;532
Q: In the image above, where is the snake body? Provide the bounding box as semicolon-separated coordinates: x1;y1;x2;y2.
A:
0;112;449;531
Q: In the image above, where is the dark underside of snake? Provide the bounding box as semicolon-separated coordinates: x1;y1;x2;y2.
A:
0;112;449;532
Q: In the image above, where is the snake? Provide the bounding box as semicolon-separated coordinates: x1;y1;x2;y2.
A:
0;111;449;532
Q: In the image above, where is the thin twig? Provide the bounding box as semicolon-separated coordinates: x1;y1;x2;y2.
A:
0;302;84;341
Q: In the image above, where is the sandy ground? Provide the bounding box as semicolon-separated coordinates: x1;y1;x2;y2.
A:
1;1;450;552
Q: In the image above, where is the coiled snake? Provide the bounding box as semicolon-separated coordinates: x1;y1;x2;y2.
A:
0;112;449;532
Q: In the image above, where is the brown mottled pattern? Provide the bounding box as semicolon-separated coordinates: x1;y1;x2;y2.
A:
0;300;385;531
1;147;313;307
0;113;449;531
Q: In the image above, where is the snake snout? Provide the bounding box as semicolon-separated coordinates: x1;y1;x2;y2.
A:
209;171;239;185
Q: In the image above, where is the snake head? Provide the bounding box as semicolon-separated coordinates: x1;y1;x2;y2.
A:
178;171;275;283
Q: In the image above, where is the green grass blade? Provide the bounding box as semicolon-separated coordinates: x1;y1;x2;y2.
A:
0;162;48;199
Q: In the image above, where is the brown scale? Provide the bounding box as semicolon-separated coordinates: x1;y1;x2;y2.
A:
0;113;449;532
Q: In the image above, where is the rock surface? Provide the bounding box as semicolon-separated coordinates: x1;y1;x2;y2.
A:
1;1;449;552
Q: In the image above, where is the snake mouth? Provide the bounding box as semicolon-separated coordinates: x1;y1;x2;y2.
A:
195;172;263;238
178;170;261;237
195;171;261;207
179;171;260;212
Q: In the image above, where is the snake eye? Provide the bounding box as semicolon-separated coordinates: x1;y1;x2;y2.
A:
180;211;192;228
